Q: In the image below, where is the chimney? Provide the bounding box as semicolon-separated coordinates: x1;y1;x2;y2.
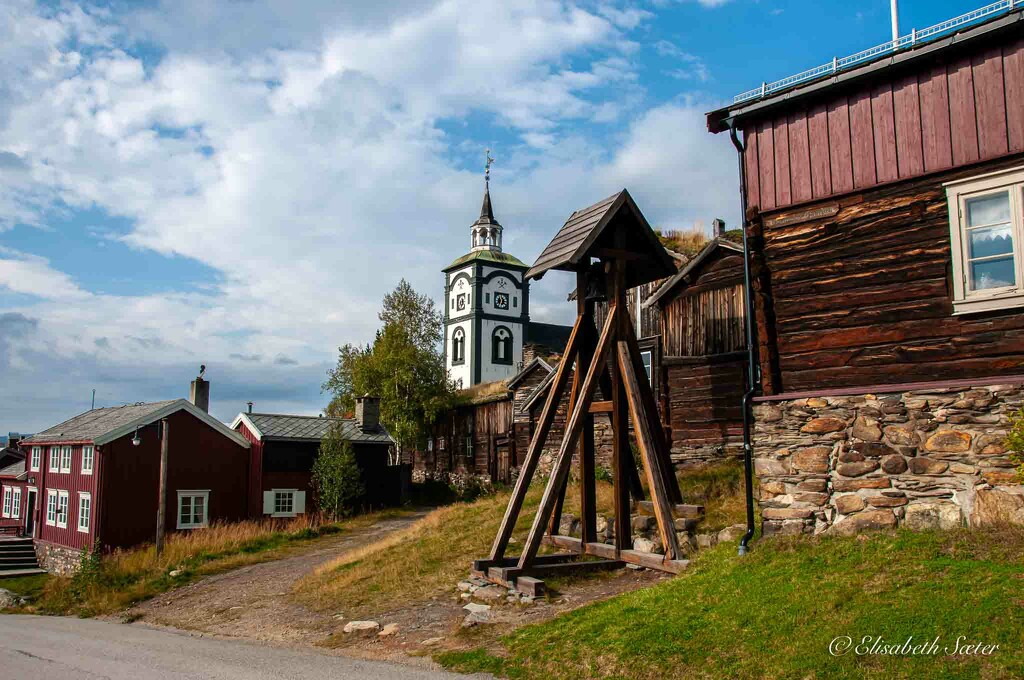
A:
355;394;380;432
190;369;210;414
712;218;726;238
247;401;253;414
7;433;21;449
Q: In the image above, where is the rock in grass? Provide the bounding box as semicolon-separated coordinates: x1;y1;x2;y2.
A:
421;637;444;646
0;589;25;609
378;623;399;637
473;585;506;602
463;602;491;614
343;620;380;635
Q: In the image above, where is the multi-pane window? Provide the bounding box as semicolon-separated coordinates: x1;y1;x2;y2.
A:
11;487;20;520
48;447;60;473
56;491;69;528
945;167;1024;314
641;350;653;385
81;446;94;474
46;490;57;525
274;490;294;515
77;493;91;533
30;447;41;472
60;446;72;473
177;490;209;529
451;328;465;364
1;487;11;518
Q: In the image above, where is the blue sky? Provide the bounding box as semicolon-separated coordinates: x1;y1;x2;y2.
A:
0;0;990;431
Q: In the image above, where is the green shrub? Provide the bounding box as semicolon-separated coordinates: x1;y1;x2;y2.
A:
313;430;365;519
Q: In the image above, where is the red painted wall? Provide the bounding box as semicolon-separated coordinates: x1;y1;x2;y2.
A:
235;422;264;516
98;409;250;550
29;443;99;551
0;477;28;533
742;35;1024;213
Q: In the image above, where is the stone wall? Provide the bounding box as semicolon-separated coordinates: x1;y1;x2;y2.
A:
753;384;1024;536
35;541;83;575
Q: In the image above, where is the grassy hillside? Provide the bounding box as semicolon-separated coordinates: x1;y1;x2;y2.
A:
439;525;1024;680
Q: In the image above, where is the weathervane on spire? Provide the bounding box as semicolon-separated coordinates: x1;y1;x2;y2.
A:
485;148;495;188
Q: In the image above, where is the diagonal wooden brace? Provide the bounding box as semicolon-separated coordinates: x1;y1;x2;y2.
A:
517;309;618;569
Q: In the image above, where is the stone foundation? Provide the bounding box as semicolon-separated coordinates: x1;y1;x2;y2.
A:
35;541;84;575
753;383;1024;536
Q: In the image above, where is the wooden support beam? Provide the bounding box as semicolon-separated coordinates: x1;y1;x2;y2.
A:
618;341;682;561
543;535;689;574
489;315;583;562
609;258;632;555
489;559;623;583
621;325;684;505
577;268;597;545
518;310;617;569
589;400;613;413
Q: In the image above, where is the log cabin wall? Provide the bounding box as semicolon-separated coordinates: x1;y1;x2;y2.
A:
760;154;1024;394
656;244;749;465
742;33;1024;214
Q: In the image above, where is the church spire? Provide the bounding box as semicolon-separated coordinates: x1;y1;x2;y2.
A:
471;149;502;253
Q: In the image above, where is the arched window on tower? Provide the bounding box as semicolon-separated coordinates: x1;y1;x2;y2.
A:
452;328;466;365
492;326;513;365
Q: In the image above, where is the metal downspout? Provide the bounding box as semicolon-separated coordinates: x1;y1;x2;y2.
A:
728;119;758;556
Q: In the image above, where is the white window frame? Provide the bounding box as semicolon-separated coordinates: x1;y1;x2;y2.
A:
1;486;10;518
55;490;69;529
81;445;94;475
60;446;72;474
272;489;296;518
12;487;21;520
77;492;91;533
944;166;1024;314
48;446;60;473
45;489;57;526
176;490;210;530
30;446;41;472
641;350;653;385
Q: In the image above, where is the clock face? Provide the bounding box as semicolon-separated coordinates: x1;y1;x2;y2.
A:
456;294;466;311
494;292;509;310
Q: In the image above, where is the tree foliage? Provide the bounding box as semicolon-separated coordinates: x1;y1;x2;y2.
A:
323;279;455;452
312;428;365;519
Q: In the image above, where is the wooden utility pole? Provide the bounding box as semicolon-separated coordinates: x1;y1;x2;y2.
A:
156;419;169;556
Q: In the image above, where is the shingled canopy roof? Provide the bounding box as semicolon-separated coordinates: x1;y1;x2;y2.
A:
232;413;393;444
526;189;677;289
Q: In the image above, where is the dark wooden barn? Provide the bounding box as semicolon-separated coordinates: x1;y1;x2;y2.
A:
645;237;749;466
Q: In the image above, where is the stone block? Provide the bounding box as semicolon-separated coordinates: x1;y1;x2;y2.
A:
793;492;828;506
923;430;972;453
851;415;883;442
883;423;920;447
801;417;847;434
792;446;831;473
853;442;898;458
829;509;897;536
866;495;908;508
836;460;880;477
839;450;865;463
948;462;976;475
971;489;1024;526
908;457;949;475
762;507;814;520
760;480;787;495
903;502;962;531
755;458;792;476
832;477;891;492
834;494;866;514
881;454;908;474
797;479;828;492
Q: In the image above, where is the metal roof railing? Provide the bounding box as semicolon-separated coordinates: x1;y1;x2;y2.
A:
733;0;1020;104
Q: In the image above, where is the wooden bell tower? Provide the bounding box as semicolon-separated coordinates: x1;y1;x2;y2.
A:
473;189;700;595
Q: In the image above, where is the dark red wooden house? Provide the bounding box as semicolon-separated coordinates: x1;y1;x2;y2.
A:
707;5;1024;536
20;379;251;573
232;396;398;513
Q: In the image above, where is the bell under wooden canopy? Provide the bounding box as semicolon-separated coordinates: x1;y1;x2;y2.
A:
526;189;677;289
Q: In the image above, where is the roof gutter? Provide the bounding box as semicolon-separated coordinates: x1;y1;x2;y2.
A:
729;119;758;557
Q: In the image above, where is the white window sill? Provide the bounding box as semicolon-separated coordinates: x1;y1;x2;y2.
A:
56;523;67;529
177;524;207;531
270;512;298;518
81;469;93;475
952;290;1024;315
77;526;89;533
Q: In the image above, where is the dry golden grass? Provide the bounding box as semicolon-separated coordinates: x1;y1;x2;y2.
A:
295;482;618;617
38;511;405;617
656;228;709;258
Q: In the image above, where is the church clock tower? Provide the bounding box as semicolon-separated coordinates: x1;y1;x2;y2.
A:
443;154;529;387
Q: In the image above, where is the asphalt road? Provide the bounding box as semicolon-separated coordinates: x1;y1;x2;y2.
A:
0;615;484;680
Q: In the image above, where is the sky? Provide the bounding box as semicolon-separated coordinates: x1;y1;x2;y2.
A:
0;0;984;431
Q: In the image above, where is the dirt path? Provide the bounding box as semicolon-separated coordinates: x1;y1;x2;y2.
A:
127;513;427;647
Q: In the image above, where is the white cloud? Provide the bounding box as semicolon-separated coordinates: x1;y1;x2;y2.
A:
0;0;737;431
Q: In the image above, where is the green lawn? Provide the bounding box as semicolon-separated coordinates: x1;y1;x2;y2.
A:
438;525;1024;679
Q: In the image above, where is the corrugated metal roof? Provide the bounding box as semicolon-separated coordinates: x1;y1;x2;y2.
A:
22;401;178;444
243;413;393;444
